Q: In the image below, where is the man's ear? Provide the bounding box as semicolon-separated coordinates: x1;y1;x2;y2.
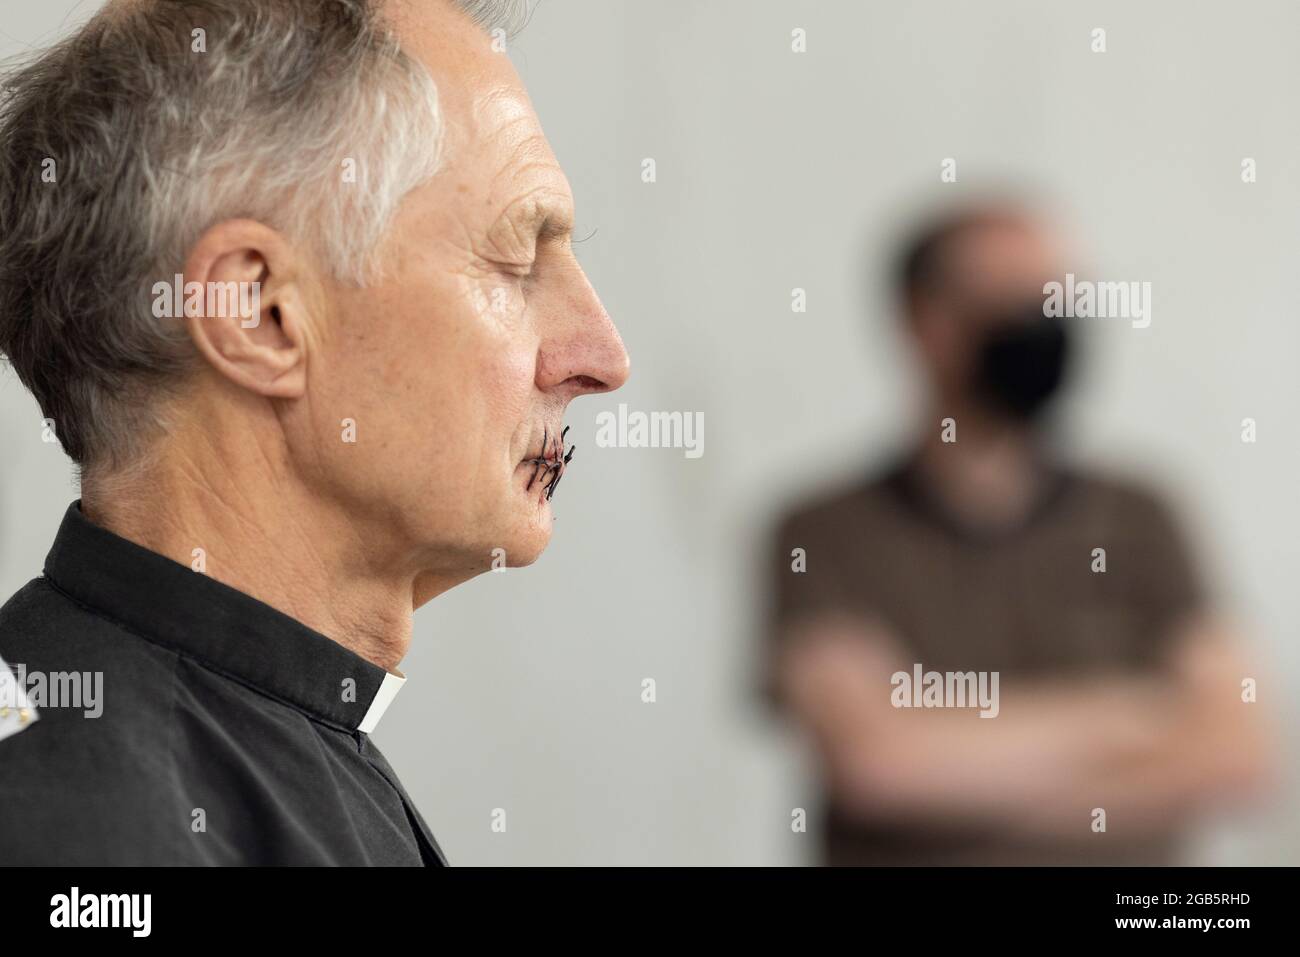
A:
181;220;311;399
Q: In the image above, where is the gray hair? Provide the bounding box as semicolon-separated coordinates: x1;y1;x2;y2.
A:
0;0;529;473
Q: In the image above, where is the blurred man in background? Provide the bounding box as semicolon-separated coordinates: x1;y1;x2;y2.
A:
765;202;1273;865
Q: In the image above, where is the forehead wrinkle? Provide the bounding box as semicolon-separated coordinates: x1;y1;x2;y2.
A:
486;121;562;187
465;88;574;251
472;84;535;127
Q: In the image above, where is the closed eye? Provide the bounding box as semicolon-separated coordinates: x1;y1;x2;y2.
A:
493;261;535;282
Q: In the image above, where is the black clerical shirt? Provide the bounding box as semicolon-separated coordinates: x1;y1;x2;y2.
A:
0;502;447;866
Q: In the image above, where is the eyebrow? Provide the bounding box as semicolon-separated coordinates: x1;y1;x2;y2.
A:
537;212;573;242
511;196;574;244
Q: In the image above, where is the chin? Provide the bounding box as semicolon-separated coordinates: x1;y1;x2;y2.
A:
505;507;553;567
502;459;564;564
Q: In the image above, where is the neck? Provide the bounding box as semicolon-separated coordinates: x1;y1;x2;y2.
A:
81;436;415;673
914;401;1048;531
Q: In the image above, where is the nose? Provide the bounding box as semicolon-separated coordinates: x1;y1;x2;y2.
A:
537;267;630;398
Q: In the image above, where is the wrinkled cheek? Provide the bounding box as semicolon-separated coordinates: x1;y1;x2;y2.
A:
440;279;538;481
469;279;526;319
481;338;537;428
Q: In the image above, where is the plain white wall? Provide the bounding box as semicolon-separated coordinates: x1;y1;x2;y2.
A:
2;0;1297;864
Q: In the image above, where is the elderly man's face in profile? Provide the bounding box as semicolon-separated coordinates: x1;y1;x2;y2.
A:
295;2;628;600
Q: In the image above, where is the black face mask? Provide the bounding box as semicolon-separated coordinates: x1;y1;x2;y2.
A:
973;311;1072;420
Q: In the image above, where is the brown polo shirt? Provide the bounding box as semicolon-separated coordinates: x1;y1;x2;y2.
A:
765;453;1205;865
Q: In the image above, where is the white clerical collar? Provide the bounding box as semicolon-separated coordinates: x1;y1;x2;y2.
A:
0;652;40;743
358;669;406;734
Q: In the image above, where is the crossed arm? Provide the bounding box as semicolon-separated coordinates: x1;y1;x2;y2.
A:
775;613;1276;842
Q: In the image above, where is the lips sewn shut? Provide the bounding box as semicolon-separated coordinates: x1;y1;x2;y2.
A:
523;426;575;501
